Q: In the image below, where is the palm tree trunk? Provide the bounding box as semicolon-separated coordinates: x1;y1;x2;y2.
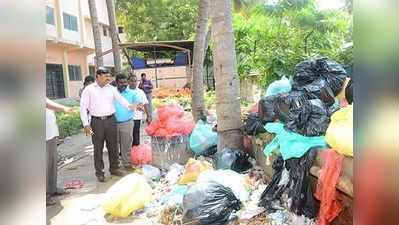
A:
210;0;243;150
192;0;210;121
106;0;122;73
88;0;103;67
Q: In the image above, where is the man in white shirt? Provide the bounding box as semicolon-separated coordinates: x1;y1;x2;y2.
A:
46;98;74;205
128;74;152;146
80;68;138;182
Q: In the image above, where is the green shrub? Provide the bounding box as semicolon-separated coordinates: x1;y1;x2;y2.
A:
55;109;82;138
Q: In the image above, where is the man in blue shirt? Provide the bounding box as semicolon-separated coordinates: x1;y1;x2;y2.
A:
114;73;142;169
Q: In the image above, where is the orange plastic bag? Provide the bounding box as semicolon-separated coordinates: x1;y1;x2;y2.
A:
131;144;152;166
315;149;344;225
178;158;213;184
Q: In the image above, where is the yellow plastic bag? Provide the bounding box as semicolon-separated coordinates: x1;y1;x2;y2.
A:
178;158;213;184
325;105;353;157
102;173;152;217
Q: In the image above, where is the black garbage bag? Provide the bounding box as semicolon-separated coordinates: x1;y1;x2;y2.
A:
345;78;353;104
182;182;241;225
215;148;252;173
285;99;330;136
286;149;319;218
300;78;336;106
258;150;319;218
201;145;217;157
244;112;267;136
277;91;309;121
292;57;347;95
258;95;280;122
258;156;287;211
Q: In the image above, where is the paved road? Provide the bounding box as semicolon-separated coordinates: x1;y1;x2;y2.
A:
47;121;150;225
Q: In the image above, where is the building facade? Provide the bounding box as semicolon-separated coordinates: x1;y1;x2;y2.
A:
45;0;116;99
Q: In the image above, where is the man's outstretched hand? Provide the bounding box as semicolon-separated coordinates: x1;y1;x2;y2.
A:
84;126;94;136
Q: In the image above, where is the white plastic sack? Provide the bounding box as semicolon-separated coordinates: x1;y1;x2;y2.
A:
197;170;249;202
165;163;184;184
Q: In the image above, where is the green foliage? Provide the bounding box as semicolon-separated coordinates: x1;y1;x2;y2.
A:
233;0;352;87
55;110;82;139
117;0;198;41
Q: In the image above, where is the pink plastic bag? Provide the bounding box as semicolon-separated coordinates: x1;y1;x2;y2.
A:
131;144;152;166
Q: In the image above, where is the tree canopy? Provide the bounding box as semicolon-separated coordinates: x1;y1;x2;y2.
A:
117;0;353;86
117;0;197;41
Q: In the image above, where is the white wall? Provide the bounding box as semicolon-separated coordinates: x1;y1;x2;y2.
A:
59;0;81;43
81;0;109;25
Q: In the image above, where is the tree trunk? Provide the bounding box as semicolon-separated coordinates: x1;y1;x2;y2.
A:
192;0;210;122
210;0;243;151
106;0;122;73
88;0;103;67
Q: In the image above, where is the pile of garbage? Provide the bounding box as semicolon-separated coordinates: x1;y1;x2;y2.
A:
244;57;353;225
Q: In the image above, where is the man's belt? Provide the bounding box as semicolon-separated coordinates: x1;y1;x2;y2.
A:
91;114;114;120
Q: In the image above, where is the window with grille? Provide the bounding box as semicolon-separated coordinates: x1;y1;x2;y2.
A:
68;65;82;81
63;13;78;31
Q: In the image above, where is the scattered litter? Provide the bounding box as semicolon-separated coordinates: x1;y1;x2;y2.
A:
64;179;84;189
165;163;184;185
142;165;161;181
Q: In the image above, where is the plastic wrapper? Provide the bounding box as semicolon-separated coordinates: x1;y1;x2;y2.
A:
265;76;292;97
315;149;344;225
178;158;213;184
244;112;266;136
259;150;319;218
264;122;327;160
160;185;188;207
189;120;218;155
325;105;353;157
198;170;250;202
102;174;152;217
215;148;252;173
182;182;241;225
285;99;330;136
131;144;152;166
142;165;161;181
165;163;184;184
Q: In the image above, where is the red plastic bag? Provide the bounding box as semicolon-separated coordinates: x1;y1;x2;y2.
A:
315;149;344;225
131;144;152;166
157;104;184;122
250;103;258;113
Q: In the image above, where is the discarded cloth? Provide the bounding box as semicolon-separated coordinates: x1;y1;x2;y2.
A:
264;122;327;160
315;149;344;225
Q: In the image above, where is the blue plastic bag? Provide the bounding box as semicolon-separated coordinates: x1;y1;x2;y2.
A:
263;122;326;160
265;76;292;97
189;120;218;155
